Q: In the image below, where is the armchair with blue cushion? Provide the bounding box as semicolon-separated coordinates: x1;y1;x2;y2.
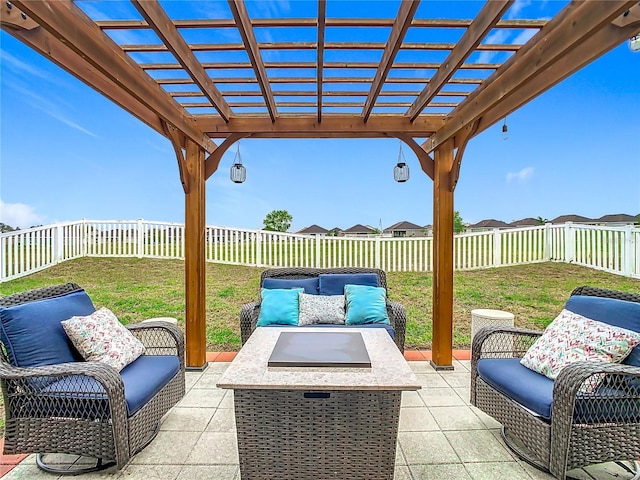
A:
470;286;640;479
0;283;185;474
240;267;407;352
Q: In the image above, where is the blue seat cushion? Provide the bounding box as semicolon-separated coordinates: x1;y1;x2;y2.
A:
39;355;181;417
262;277;320;294
477;358;640;423
477;358;554;420
272;323;396;341
566;295;640;367
0;290;95;367
318;273;379;295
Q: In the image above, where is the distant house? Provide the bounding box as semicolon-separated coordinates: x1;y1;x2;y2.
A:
510;217;541;227
384;221;427;237
423;224;433;236
594;213;638;227
551;214;593;224
468;219;512;231
327;227;343;236
296;224;329;236
343;224;377;236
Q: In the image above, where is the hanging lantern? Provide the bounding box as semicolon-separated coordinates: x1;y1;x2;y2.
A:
230;143;246;183
393;142;409;182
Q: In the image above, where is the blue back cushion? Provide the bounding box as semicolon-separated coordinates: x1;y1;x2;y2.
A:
262;277;319;295
566;295;640;367
0;290;95;367
318;273;379;295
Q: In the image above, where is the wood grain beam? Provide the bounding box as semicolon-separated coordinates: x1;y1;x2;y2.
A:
395;134;434;180
431;138;455;370
450;120;479;191
132;0;232;123
11;0;215;153
0;3;166;139
199;115;445;137
407;0;512;121
163;121;189;194
473;17;640;137
228;0;278;122
183;139;207;369
362;0;419;122
424;0;637;154
205;133;247;180
317;0;326;123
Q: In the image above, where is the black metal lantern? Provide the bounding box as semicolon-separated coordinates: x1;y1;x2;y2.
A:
230;143;246;184
393;143;409;182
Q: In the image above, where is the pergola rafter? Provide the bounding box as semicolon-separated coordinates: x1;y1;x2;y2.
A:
2;0;638;370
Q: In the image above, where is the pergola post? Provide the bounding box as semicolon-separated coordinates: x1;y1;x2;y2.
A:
431;138;455;370
184;138;207;370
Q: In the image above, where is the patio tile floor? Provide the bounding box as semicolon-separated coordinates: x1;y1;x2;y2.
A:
1;359;637;480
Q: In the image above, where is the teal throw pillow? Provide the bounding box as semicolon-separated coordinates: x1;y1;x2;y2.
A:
257;288;304;327
344;284;390;325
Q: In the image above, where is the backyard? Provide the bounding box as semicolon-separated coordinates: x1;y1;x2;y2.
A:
1;257;639;351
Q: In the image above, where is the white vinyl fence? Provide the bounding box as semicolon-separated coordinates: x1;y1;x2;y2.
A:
1;220;639;282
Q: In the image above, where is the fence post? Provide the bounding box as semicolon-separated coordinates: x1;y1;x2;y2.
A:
543;223;552;260
54;222;64;264
374;236;381;269
137;219;144;258
564;222;575;263
315;235;321;268
0;233;5;282
256;229;262;267
623;225;634;276
493;228;501;267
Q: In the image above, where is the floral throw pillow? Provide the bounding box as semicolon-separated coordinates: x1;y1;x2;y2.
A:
298;293;346;326
62;307;145;371
520;309;640;387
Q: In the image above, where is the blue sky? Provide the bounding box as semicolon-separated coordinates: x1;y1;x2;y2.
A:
1;0;639;232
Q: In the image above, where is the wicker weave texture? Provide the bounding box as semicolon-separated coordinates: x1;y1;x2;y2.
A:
0;283;186;470
240;267;407;352
470;285;640;479
234;389;401;480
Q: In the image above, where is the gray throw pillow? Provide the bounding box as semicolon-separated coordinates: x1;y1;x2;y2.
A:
298;293;345;326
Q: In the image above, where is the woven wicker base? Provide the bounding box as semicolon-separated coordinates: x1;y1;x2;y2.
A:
234;389;401;480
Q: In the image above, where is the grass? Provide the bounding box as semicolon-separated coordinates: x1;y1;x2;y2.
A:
2;257;640;351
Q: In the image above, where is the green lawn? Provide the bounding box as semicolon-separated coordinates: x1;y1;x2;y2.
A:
2;257;639;350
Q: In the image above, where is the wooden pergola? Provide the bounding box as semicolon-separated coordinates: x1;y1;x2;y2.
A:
3;0;639;369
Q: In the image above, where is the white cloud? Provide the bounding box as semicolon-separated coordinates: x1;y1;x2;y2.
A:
0;200;46;229
506;167;534;183
507;0;532;19
513;29;538;45
477;30;510;64
0;49;50;80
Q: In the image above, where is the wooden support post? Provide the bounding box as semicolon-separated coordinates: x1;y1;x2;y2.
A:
184;139;207;370
431;138;455;370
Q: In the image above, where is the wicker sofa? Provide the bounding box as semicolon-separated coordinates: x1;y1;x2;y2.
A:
0;283;185;473
471;286;640;479
240;267;407;352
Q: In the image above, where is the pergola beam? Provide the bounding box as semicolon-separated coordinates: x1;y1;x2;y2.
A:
0;4;165;140
407;0;513;121
317;0;326;123
424;0;637;154
362;0;419;122
198;115;445;138
228;0;278;122
12;0;215;154
132;0;232;123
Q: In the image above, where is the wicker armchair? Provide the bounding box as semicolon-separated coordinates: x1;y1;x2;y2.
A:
0;283;185;474
471;286;640;479
240;267;407;352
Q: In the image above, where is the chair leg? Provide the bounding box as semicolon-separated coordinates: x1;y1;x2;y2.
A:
616;461;640;480
501;427;550;472
36;454;116;475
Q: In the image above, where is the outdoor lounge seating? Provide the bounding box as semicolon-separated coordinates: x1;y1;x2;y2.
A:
0;283;185;474
471;286;640;479
240;267;407;352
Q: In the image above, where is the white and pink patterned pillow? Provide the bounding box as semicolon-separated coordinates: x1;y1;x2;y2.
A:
62;307;145;371
521;309;640;385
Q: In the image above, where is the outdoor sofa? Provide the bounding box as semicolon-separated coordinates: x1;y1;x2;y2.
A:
0;283;185;473
240;267;407;352
471;286;640;479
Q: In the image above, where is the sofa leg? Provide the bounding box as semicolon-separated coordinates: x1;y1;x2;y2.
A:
36;454;116;475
